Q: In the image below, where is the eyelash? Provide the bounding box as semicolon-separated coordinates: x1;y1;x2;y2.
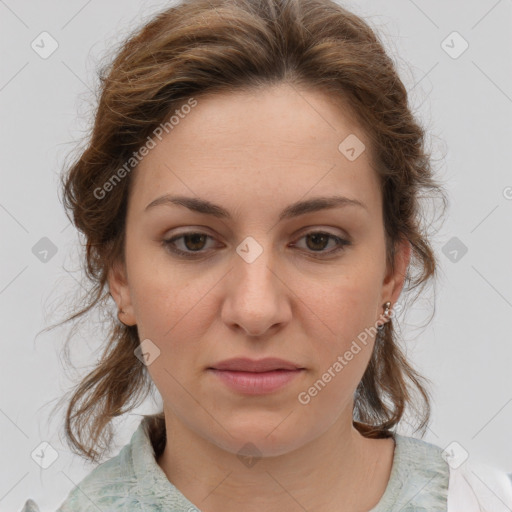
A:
162;230;351;259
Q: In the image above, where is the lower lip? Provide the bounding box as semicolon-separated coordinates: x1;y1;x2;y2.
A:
208;369;304;395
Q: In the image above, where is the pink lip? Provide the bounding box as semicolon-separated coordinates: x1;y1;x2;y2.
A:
208;368;304;395
209;357;304;372
207;358;306;395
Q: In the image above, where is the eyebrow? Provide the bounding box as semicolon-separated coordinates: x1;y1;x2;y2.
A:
144;194;367;221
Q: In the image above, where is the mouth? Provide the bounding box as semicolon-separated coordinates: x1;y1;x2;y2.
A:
207;358;305;395
208;357;305;372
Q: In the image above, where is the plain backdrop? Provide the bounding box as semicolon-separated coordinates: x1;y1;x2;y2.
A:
1;0;511;510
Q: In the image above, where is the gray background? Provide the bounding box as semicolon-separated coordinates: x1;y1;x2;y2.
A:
1;0;511;510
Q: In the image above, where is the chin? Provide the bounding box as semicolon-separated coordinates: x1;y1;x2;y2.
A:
203;421;309;458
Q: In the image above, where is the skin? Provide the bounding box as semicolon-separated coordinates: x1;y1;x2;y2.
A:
108;83;411;512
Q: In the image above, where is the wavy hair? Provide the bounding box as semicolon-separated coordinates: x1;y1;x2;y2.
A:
49;0;447;462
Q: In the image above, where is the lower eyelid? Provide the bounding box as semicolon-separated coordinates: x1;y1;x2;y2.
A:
162;231;350;256
291;233;350;251
163;233;217;254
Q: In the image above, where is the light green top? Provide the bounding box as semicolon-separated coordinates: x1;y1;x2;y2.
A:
22;416;450;511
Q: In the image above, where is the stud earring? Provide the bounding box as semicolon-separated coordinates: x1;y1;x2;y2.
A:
377;301;392;330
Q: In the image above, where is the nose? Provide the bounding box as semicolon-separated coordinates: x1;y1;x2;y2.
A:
220;242;292;337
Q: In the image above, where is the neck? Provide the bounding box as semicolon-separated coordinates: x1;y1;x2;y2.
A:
156;409;393;512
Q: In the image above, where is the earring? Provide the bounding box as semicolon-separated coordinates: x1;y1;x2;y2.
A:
377;301;392;330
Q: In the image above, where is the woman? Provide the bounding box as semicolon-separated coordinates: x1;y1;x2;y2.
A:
21;0;512;510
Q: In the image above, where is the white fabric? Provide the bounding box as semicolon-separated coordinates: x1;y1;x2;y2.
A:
447;462;512;512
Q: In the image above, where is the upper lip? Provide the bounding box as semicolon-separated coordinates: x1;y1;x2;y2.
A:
209;357;304;372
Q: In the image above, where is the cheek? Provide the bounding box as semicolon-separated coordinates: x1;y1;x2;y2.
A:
298;284;376;414
297;264;382;397
306;267;382;339
128;260;222;361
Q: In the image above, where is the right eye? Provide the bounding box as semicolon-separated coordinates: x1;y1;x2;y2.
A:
162;231;218;258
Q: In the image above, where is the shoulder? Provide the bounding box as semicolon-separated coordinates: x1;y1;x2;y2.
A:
20;416;196;512
369;432;450;512
447;460;512;512
57;441;140;511
21;420;152;512
19;445;135;512
388;433;512;512
393;433;450;510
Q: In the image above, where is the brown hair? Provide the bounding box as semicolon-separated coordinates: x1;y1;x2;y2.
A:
51;0;447;463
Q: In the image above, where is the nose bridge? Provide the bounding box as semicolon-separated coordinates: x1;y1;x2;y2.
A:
221;234;291;335
233;234;279;298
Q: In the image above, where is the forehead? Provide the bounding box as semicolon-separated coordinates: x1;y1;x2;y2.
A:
129;84;381;217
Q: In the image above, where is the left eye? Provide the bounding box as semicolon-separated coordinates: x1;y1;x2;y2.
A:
162;231;350;257
291;231;350;254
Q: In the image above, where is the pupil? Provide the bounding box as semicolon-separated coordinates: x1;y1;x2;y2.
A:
181;233;330;252
306;233;328;251
184;233;206;251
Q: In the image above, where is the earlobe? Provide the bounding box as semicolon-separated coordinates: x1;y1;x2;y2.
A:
107;261;137;326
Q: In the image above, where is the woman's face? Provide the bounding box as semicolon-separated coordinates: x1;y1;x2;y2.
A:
109;83;410;456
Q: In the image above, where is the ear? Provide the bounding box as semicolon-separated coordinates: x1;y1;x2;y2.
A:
378;238;411;322
107;259;137;326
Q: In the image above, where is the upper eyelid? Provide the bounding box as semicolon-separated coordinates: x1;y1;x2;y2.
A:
164;229;350;253
165;223;349;237
165;227;348;242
